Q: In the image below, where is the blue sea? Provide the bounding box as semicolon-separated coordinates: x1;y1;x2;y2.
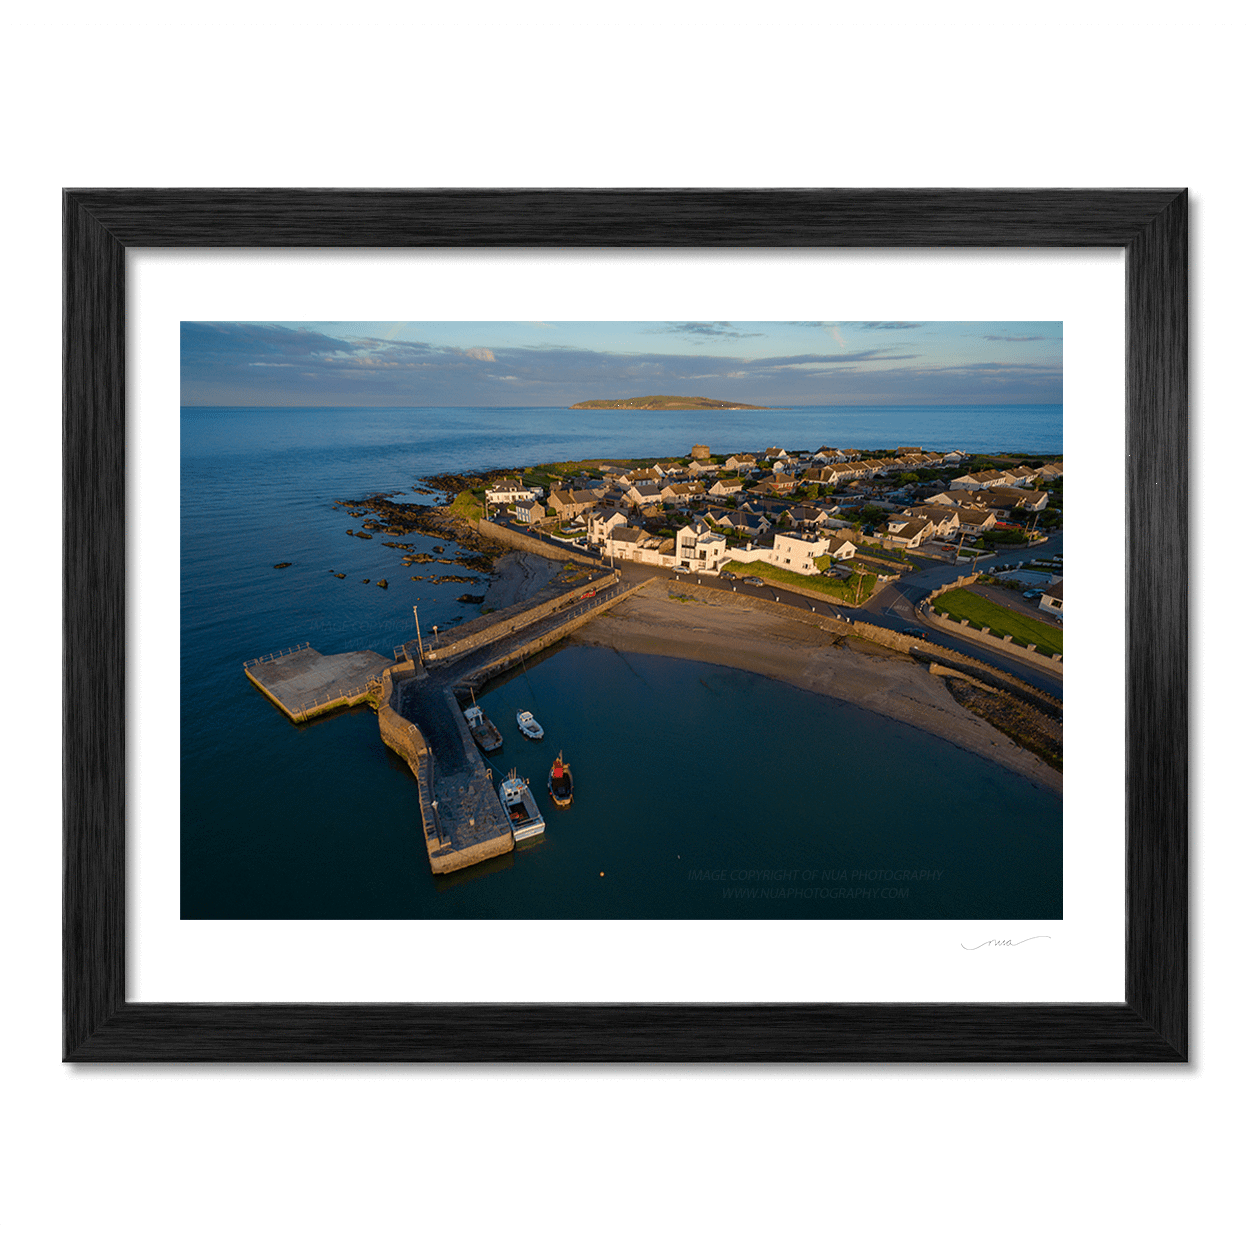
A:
180;404;1062;919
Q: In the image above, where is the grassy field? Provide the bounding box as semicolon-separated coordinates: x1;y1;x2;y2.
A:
447;490;483;522
721;560;877;604
931;588;1063;655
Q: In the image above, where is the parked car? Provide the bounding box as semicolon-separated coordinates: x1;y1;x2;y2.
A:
743;576;765;586
719;570;737;580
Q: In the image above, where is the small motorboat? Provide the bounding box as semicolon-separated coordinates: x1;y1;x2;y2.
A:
548;752;573;808
463;701;503;753
499;769;546;841
516;709;544;739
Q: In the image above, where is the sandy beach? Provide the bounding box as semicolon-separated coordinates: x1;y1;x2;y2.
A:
576;580;1061;793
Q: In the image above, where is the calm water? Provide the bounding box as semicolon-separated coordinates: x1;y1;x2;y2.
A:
180;404;1062;919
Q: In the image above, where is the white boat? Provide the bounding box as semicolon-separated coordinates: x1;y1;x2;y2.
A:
498;770;546;841
516;709;544;739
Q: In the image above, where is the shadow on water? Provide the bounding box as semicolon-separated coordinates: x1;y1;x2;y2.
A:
432;849;516;892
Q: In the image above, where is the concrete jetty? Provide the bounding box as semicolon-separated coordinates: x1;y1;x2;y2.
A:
244;644;390;722
244;570;656;874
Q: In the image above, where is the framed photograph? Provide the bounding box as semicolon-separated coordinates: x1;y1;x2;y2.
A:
64;189;1186;1061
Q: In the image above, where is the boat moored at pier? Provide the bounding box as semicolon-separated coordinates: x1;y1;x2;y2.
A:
499;770;546;841
463;701;503;752
516;709;544;739
548;752;573;808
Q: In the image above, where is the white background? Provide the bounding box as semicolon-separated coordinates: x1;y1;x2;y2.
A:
3;4;1242;1249
131;247;1122;1005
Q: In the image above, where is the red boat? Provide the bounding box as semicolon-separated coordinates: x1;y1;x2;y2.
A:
547;752;573;808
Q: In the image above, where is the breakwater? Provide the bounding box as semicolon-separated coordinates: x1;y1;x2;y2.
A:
416;568;618;664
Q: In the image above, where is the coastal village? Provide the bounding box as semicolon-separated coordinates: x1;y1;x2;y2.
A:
247;436;1063;878
478;441;1062;615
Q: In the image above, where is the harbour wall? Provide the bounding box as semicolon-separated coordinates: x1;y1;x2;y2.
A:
425;570;619;665
374;660;445;862
375;659;514;873
477;518;602;566
453;576;658;694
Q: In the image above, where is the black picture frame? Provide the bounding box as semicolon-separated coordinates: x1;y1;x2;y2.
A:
63;188;1187;1062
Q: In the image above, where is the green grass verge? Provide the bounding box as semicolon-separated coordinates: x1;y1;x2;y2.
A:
721;560;877;603
931;588;1063;655
447;490;484;522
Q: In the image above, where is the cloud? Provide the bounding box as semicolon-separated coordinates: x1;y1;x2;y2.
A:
650;322;764;340
859;322;925;330
181;321;1061;407
983;334;1047;342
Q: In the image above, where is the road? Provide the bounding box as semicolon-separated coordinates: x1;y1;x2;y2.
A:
491;518;1064;698
662;534;1064;699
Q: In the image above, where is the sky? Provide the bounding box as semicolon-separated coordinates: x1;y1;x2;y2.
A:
180;321;1062;407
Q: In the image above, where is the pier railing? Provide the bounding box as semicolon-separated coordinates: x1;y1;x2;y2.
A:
287;679;379;721
243;642;311;670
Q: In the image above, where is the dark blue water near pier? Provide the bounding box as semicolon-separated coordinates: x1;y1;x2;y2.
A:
180;404;1061;919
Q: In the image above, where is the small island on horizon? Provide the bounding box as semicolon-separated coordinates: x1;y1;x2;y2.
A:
570;394;768;411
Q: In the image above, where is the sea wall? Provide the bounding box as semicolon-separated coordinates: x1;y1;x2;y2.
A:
669;581;1057;706
375;659;515;873
919;606;1063;672
425;570;619;664
478;518;601;566
374;660;446;861
918;572;1063;671
453;576;658;693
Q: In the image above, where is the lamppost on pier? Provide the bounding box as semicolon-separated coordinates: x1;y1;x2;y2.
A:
411;604;425;663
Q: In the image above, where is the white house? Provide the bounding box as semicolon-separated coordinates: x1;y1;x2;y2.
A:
825;530;858;561
514;499;547;525
882;516;934;549
951;468;1015;490
603;525;676;568
660;481;705;504
485;478;537;505
587;507;631;546
1039;579;1064;618
733;532;830;575
708;477;745;499
674;520;728;572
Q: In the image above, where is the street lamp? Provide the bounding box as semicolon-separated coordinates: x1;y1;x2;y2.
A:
411;604;426;663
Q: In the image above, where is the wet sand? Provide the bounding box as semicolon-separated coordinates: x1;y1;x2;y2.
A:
576;580;1061;793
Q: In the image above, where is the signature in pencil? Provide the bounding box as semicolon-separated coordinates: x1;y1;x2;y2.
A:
961;936;1052;950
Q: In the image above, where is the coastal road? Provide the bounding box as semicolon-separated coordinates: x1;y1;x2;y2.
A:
661;534;1064;700
492;518;1064;698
